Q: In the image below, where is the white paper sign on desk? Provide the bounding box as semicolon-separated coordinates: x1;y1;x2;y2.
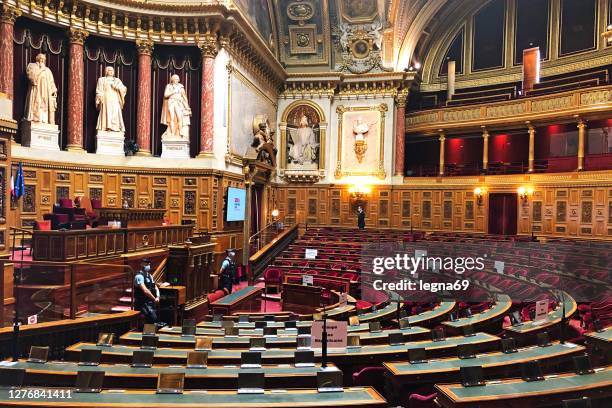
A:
534;299;549;322
311;320;347;351
494;261;505;274
302;274;314;286
305;249;318;259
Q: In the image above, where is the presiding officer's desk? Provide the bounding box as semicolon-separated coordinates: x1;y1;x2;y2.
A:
65;332;500;365
384;342;584;390
124;326;431;347
4;360;335;389
0;387;386;407
435;366;612;408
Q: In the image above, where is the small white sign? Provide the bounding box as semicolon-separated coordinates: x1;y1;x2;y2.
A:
535;300;549;322
339;293;348;307
305;249;318;259
302;274;314;286
494;261;505;274
27;314;38;325
415;249;427;259
311;320;347;350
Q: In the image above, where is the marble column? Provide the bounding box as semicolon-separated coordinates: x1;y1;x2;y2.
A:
482;126;489;171
197;33;218;157
576;119;586;171
394;95;407;176
527;121;535;173
135;40;154;156
0;5;20;100
438;130;446;176
66;28;88;152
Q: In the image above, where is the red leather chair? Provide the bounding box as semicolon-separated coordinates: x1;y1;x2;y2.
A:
408;393;437;408
263;268;282;294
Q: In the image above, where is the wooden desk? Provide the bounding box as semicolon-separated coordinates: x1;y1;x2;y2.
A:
9;360;335;390
66;332;500;365
585;327;612;365
32;225;193;262
0;387;386;407
96;207;166;228
159;285;186;326
385;342;584;396
435;367;612;408
281;283;323;314
122;325;430;347
209;286;262;316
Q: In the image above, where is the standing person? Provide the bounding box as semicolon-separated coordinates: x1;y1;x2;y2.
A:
219;250;236;294
133;258;160;324
357;206;366;230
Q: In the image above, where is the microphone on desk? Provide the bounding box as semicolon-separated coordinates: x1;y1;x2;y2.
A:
321;312;328;368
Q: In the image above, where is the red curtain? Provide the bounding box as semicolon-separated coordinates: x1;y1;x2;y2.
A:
488;193;518;235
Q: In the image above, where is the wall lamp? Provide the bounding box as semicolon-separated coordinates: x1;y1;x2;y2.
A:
517;186;534;204
271;209;280;219
349;185;371;200
473;187;486;206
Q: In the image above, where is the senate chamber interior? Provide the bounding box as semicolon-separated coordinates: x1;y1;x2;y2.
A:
0;0;610;407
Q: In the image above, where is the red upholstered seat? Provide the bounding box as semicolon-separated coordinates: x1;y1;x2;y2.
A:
408;393;437;408
263;267;282;294
356;300;372;310
35;220;51;231
59;198;73;208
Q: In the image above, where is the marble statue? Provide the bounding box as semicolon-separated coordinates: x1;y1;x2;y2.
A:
95;66;127;132
24;54;57;125
288;115;318;165
160;74;191;139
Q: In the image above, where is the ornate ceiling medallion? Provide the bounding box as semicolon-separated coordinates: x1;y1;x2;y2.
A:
287;1;315;23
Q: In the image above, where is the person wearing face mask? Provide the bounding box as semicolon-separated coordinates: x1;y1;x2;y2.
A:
134;258;160;324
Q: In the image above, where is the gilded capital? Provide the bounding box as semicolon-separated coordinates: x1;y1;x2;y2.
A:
136;39;154;56
396;88;409;108
68;28;89;45
198;33;219;58
0;4;21;24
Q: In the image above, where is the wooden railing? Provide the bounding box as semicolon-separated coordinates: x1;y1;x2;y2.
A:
405;84;612;133
249;224;298;279
32;225;193;262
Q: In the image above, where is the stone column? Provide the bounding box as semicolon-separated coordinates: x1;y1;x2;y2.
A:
482;126;489;171
0;4;20;100
394;91;407;176
135;40;154;156
66;28;88;151
576;118;586;171
438;130;446;176
197;33;218;157
527;121;535;173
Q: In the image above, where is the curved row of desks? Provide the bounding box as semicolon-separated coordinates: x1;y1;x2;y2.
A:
6;360;336;389
384;342;584;388
0;387;386;407
435;366;612;408
66;332;500;365
121;326;431;348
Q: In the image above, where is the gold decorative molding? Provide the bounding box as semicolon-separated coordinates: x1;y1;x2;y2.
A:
0;3;21;24
406;85;612;134
68;28;89;44
197;32;219;59
135;39;154;55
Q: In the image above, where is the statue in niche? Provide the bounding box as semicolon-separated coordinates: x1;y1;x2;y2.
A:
288;115;318;166
95;66;127;132
160;74;191;139
24;54;57;125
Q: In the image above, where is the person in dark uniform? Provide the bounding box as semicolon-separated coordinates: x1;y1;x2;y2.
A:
219;250;236;294
357;205;366;230
134;258;160;324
